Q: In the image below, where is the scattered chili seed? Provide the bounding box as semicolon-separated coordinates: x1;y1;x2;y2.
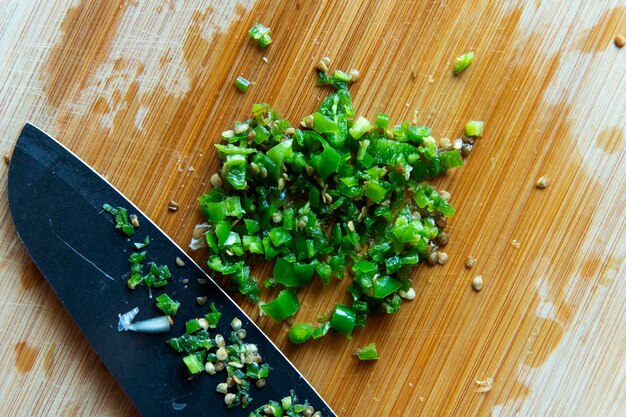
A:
615;34;625;48
3;152;11;164
129;214;140;228
436;252;449;265
471;275;483;291
465;256;476;268
168;200;179;211
536;176;549;189
196;296;208;306
175;256;185;267
210;173;223;188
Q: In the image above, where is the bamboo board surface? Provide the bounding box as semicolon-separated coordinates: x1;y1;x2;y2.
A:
0;1;624;416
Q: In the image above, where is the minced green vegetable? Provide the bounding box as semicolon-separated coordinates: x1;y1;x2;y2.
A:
155;293;180;316
102;204;136;236
453;51;474;75
234;76;251;92
167;309;268;409
249;391;325;417
465;120;484;137
248;23;272;49
197;66;479;341
356;342;379;360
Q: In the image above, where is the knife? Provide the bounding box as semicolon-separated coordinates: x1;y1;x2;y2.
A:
7;123;336;417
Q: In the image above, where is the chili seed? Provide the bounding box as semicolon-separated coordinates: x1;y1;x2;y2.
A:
205;361;216;375
615;34;626;48
231;317;242;330
175;257;185;267
198;318;209;330
435;216;447;228
129;214;139;228
399;287;416;300
210;173;223;188
3;152;11;164
214;362;225;372
437;252;449;265
315;60;329;73
256;378;266;388
461;143;474;157
237;329;247;339
427;251;438;266
196;296;207;306
224;393;236;405
216;347;228;361
272;211;283;223
439;190;451;201
472;275;483;291
465;256;476;268
197;278;208;284
168;200;179;211
215;334;226;347
536;176;549;189
436;232;449;246
216;382;228;394
349;68;360;82
303;406;315;417
234;122;249;135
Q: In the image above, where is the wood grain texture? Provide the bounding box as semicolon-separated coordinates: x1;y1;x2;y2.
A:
0;1;624;416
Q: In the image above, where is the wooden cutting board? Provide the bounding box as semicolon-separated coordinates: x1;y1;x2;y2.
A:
0;1;624;416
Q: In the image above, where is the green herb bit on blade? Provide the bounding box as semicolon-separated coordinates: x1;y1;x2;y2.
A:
102;204;136;236
453;51;474;75
197;64;481;342
155;293;180;316
248;23;272;49
167;308;268;409
249;391;325;417
235;76;251;92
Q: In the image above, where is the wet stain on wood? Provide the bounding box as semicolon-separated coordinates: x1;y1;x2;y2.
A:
595;126;624;155
14;341;39;374
19;260;44;291
43;342;57;378
575;6;626;53
42;1;125;108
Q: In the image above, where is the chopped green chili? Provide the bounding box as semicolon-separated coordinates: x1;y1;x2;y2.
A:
250;391;324;417
356;342;380;360
453;51;474;75
329;304;356;338
465;120;484;137
234;76;251;92
167;308;269;409
288;323;314;344
261;289;300;321
102;204;135;236
248;23;272;49
155;293;180;316
133;236;150;249
197;65;480;342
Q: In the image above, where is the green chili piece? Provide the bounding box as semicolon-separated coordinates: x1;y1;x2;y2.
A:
453;51;474;75
349;116;373;139
234;76;251;92
330;304;356;338
288;323;314;344
261;289;300;321
155;293;180;316
357;342;380;360
248;23;272;49
465;120;484;137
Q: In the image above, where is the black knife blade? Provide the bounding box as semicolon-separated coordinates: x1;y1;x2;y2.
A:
7;123;336;417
